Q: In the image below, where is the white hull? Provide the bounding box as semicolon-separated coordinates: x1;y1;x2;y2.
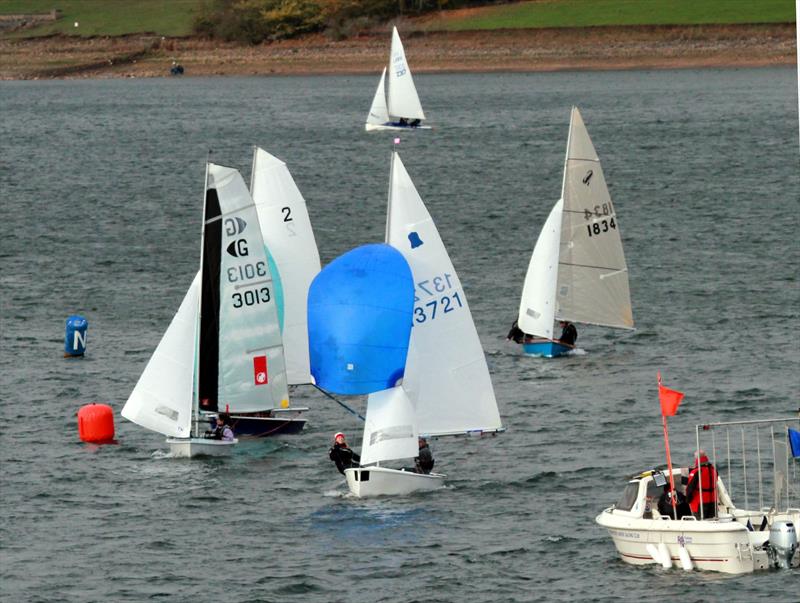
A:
166;437;237;458
345;466;444;497
597;502;800;574
595;508;762;573
365;123;432;132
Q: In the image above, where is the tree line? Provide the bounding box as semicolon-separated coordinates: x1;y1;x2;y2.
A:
193;0;492;43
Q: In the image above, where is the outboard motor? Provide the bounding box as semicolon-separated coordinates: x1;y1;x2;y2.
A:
766;521;797;569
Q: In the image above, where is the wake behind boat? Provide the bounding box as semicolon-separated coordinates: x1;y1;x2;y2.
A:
365;27;431;132
122;162;282;457
515;107;633;358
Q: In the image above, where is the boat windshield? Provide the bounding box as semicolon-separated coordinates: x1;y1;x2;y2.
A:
615;481;639;511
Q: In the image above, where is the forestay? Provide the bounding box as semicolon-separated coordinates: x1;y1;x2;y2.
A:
366;68;390;127
200;164;289;414
556;107;634;330
386;152;502;436
250;147;321;385
360;386;419;466
387;27;425;121
121;272;199;438
518;199;563;338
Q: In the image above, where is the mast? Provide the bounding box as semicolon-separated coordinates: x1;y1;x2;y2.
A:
194;158;211;437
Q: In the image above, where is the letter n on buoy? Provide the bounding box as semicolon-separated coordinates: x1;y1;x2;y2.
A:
78;403;116;444
65;315;88;357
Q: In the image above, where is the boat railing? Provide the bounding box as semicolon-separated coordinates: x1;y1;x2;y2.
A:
695;416;799;518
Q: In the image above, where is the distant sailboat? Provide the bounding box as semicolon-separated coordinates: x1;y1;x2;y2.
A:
344;151;504;497
123;163;283;456
517;107;634;357
365;27;431;131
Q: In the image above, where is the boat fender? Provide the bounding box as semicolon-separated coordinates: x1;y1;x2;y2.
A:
78;403;116;443
645;543;662;566
64;315;88;356
657;542;672;569
677;545;693;571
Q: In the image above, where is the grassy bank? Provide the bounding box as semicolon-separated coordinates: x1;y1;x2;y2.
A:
422;0;796;31
0;0;202;37
1;0;796;39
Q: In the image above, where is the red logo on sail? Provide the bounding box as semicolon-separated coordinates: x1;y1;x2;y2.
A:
253;355;268;385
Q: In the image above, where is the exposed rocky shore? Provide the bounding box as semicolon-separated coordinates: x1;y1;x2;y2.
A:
1;23;795;80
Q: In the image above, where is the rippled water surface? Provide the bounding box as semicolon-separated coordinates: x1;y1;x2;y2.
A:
2;68;799;602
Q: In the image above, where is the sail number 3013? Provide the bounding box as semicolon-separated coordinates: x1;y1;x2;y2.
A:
232;287;270;308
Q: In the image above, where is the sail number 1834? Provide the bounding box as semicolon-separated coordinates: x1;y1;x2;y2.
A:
587;217;616;237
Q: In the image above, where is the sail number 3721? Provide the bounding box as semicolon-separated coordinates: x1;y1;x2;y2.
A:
413;273;463;324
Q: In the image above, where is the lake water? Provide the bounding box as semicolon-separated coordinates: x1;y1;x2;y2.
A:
1;68;798;602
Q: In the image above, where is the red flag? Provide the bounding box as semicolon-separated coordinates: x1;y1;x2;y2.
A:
253;355;268;386
658;371;684;416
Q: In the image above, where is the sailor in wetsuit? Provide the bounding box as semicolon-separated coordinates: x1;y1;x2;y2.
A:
329;432;360;474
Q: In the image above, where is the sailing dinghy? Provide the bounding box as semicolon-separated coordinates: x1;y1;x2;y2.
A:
211;147;322;436
122;162;282;456
344;152;504;497
365;27;431;131
516;107;633;358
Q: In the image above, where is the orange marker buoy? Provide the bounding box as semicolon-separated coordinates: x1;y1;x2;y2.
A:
78;403;116;443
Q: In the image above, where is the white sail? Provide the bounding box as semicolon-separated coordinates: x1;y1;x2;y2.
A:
121;273;200;439
360;386;419;466
518;199;563;338
366;67;390;127
208;164;290;412
387;27;426;121
386;152;502;436
250;148;321;385
556;107;634;330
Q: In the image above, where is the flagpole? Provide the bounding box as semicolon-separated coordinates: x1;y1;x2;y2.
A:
662;413;678;520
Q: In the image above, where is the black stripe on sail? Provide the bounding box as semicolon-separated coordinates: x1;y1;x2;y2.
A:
198;187;222;413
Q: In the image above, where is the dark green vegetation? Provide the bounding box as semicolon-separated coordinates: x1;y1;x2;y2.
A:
1;0;795;41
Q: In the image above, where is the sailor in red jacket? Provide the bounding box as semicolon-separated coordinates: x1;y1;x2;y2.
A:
682;450;718;519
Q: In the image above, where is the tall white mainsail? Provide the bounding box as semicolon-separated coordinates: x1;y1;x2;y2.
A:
366;67;390;127
208;164;290;413
250;148;321;384
386;152;502;436
556;107;634;330
360;386;419;466
121;273;199;438
518;199;563;338
387;27;425;121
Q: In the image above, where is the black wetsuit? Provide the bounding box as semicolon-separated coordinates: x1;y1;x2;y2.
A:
329;443;360;474
507;321;525;344
559;323;578;346
415;444;434;474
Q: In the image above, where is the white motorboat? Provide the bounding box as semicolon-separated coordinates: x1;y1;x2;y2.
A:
596;417;800;573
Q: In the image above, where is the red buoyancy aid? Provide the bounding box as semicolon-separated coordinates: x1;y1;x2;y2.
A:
686;459;717;512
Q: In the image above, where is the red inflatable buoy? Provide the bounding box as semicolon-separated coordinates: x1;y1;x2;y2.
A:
78;403;115;443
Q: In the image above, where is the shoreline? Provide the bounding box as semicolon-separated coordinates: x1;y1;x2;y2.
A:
0;23;795;80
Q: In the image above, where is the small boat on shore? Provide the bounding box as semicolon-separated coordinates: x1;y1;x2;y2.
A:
365;27;431;132
596;417;800;574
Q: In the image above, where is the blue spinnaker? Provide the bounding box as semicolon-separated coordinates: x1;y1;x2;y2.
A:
308;243;414;395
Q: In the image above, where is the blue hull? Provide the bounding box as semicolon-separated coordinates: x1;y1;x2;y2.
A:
522;340;573;358
226;415;307;437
